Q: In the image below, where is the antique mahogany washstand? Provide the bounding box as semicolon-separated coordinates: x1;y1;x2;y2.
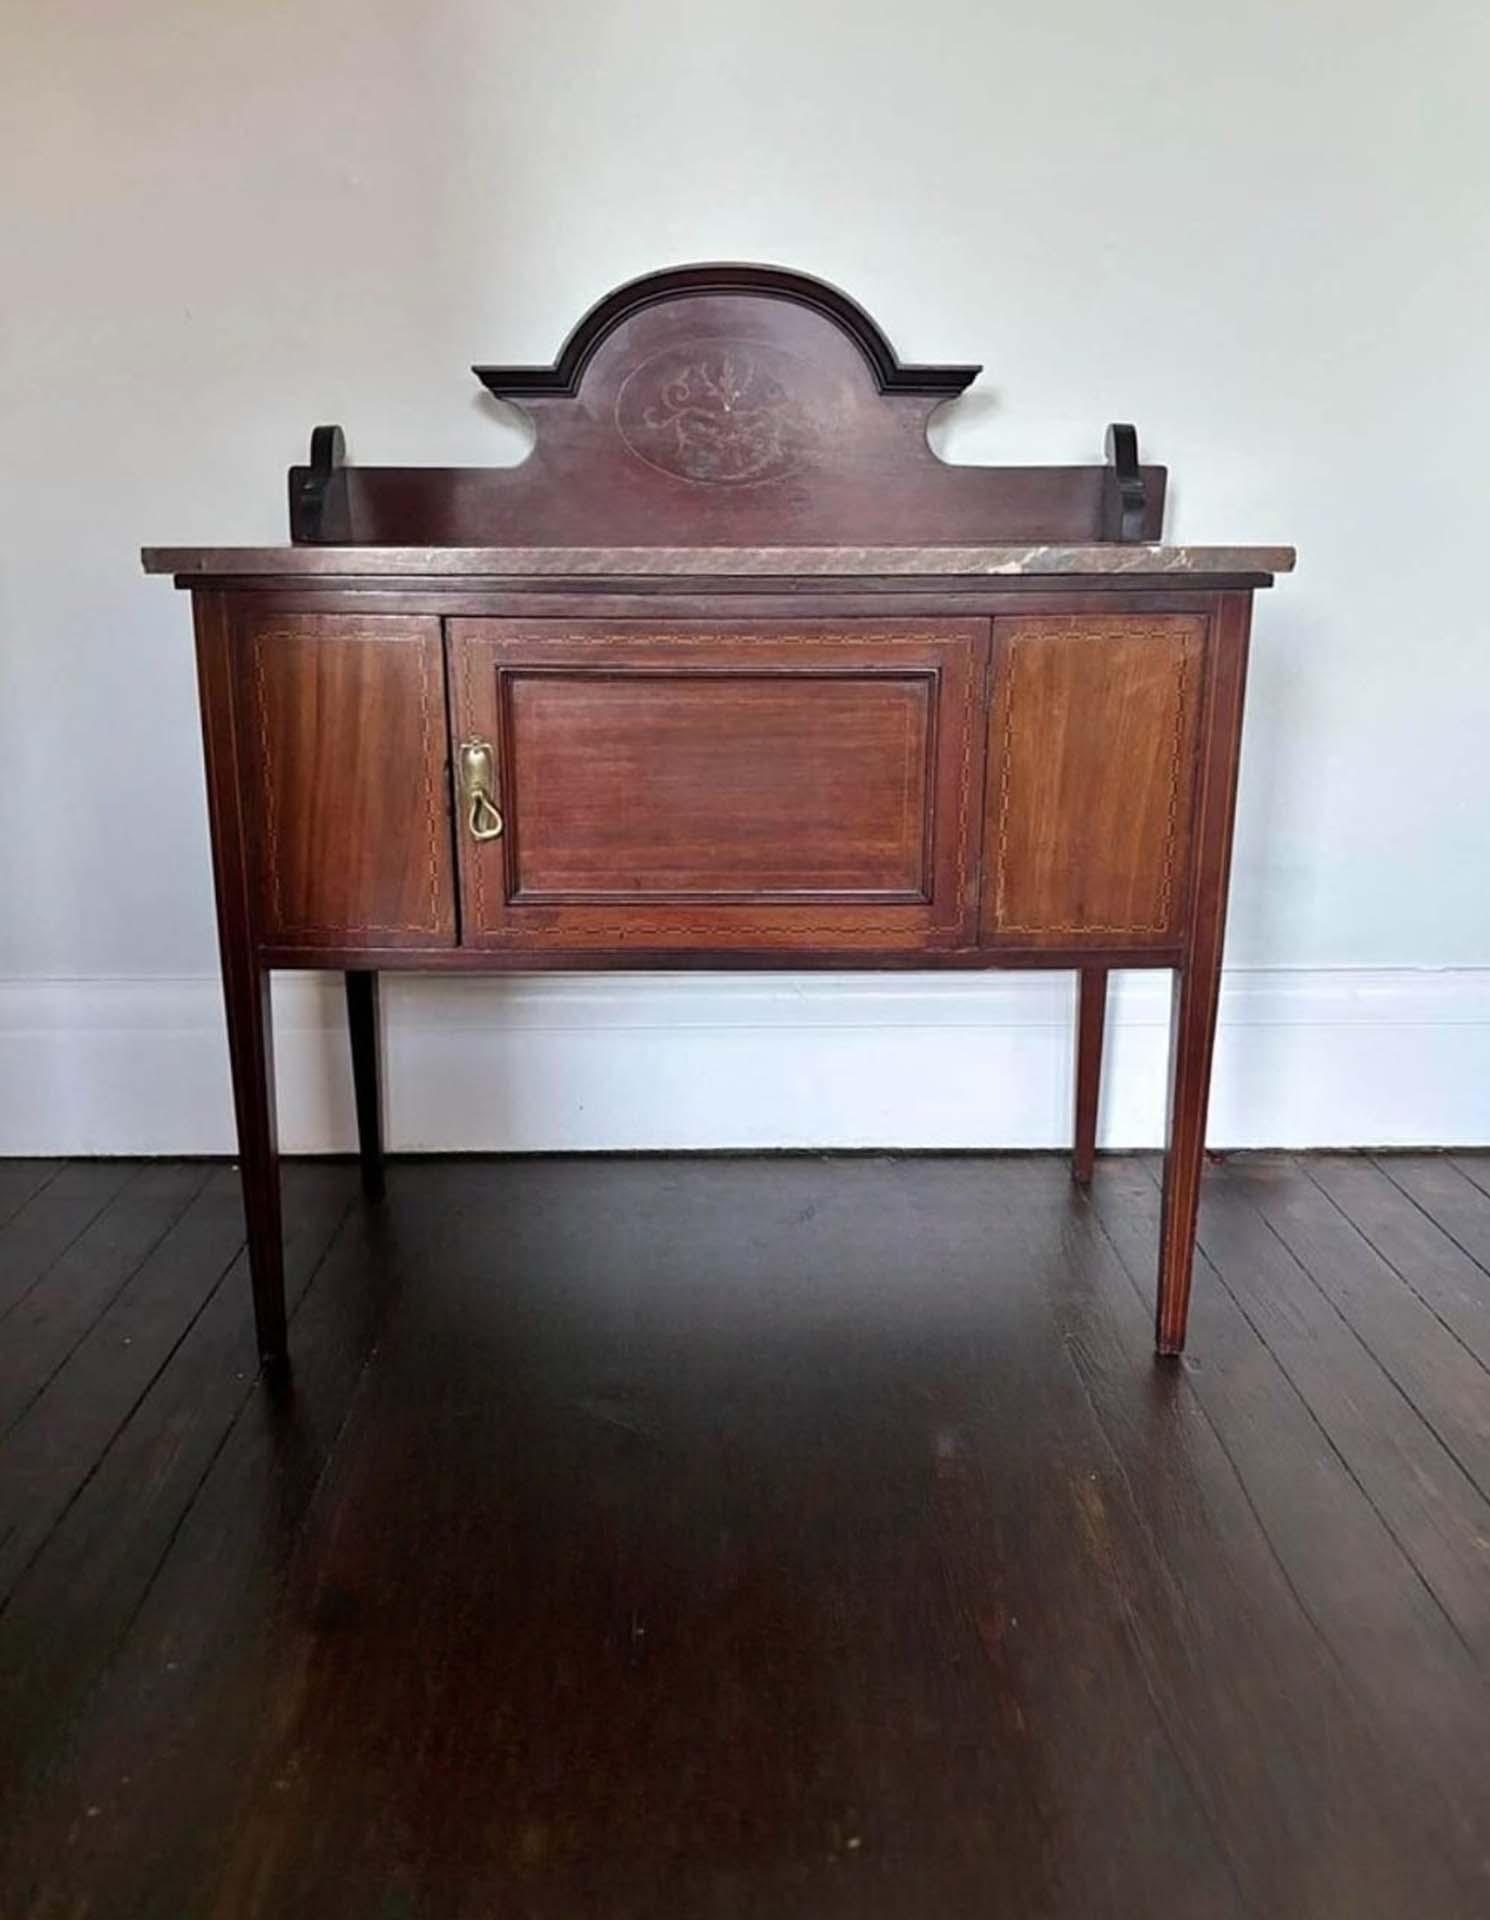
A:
143;264;1294;1369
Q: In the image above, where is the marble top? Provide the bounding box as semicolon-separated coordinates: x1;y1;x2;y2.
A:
142;543;1295;581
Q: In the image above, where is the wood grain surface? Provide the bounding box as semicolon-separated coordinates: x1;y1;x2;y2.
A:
983;614;1205;946
237;613;455;948
2;1152;1487;1919
451;619;987;951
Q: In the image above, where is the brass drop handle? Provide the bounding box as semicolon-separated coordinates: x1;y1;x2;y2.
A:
458;740;504;842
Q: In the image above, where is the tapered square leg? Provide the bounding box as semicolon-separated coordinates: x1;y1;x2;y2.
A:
1153;591;1252;1355
1156;960;1224;1354
345;969;386;1198
1072;966;1107;1185
194;590;288;1373
222;964;287;1367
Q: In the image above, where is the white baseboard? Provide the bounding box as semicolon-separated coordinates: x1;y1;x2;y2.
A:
1;969;1487;1156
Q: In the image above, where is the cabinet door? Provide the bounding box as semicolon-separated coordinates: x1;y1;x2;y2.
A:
236;613;456;948
450;620;987;952
982;614;1206;949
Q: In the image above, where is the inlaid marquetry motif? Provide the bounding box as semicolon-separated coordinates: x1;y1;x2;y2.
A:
616;342;819;485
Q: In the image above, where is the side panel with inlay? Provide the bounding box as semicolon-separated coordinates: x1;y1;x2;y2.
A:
236;613;456;948
982;615;1206;948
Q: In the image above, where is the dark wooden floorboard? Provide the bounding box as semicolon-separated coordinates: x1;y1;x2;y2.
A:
0;1162;63;1232
1089;1158;1490;1879
1186;1156;1490;1667
0;1160;142;1322
1450;1153;1490;1203
195;1159;1268;1919
0;1165;412;1918
1304;1157;1490;1458
1335;1154;1490;1376
1235;1157;1490;1507
0;1161;214;1442
1013;1157;1483;1916
0;1164;358;1818
0;1165;338;1608
1;1152;1489;1918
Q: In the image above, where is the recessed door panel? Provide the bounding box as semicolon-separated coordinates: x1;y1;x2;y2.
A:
450;621;987;951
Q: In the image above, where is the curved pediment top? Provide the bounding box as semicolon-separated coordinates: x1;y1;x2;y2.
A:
286;262;1166;545
472;262;982;401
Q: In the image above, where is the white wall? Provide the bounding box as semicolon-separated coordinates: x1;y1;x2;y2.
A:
2;0;1488;1153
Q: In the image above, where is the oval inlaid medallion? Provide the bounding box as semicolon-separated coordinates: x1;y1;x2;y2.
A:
616;342;819;485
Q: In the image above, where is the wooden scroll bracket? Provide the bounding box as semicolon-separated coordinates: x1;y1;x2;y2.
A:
288;424;351;543
1103;422;1148;544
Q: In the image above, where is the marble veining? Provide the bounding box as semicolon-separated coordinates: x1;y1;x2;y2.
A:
144;543;1296;579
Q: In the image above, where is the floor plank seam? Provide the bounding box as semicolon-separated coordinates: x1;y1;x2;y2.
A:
0;1163;66;1234
1241;1194;1482;1483
30;1189;365;1749
1366;1155;1490;1291
1036;1325;1259;1915
266;1192;403;1573
1138;1162;1485;1669
1288;1162;1490;1488
10;1154;1490;1916
1448;1156;1490;1204
1085;1186;1363;1690
1305;1160;1490;1381
0;1230;251;1620
0;1164;149;1330
0;1165;219;1447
